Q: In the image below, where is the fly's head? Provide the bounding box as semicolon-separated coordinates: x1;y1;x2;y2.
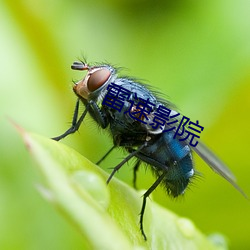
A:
72;61;116;100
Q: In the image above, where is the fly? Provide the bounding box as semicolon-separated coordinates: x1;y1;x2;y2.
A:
52;60;246;240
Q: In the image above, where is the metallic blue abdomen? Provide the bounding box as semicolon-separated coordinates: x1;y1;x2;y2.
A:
136;132;194;197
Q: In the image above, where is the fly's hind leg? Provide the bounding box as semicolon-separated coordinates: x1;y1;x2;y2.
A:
140;172;167;240
133;160;141;189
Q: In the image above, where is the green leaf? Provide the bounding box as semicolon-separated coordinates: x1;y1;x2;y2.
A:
19;128;227;250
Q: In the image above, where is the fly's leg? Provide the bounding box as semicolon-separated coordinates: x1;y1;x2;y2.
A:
96;145;116;165
52;99;88;141
140;172;167;240
107;143;146;184
133;160;141;189
88;100;107;129
52;99;108;141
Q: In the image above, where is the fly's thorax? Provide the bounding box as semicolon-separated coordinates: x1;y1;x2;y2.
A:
73;64;117;102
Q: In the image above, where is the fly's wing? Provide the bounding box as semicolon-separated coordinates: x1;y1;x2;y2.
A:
151;108;248;198
192;141;248;198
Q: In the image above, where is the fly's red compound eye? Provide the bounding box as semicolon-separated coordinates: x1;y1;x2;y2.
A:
87;68;111;92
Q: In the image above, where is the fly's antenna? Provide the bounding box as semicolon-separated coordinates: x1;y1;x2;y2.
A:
71;61;89;71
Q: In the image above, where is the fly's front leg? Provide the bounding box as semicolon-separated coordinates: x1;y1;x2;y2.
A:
52;98;108;141
52;99;89;141
96;145;116;165
89;100;108;129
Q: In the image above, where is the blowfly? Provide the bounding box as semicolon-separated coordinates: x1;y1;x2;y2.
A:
52;60;246;240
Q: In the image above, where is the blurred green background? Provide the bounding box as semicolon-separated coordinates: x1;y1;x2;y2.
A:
1;0;250;249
